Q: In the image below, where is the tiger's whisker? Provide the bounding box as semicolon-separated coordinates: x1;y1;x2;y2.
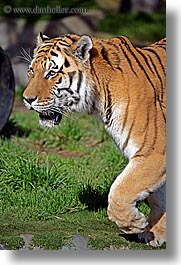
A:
18;47;33;64
50;107;74;120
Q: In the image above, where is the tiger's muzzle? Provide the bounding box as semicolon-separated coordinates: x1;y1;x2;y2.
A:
39;110;62;127
23;96;62;128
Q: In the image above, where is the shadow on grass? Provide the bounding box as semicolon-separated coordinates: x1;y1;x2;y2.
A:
78;184;158;246
79;184;109;211
0;119;31;139
119;233;143;243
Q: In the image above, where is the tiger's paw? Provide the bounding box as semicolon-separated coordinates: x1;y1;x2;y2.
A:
139;212;166;247
107;203;148;234
138;229;166;247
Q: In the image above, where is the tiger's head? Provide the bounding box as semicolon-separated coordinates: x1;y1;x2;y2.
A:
23;32;94;127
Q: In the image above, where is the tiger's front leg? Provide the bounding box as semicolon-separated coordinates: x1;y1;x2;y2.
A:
107;155;166;236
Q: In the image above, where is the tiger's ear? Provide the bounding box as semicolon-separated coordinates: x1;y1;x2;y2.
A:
75;35;93;63
36;32;49;45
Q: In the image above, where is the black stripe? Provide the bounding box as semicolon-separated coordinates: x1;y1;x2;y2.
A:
60;73;75;95
59;65;64;74
36;55;43;60
49;90;54;96
58;41;70;47
69;71;76;78
37;46;52;53
120;45;138;76
50;51;58;57
62;88;73;95
105;86;112;126
121;102;130;134
56;45;61;52
122;119;135;152
102;40;123;72
63;49;71;56
65;35;78;43
120;38;158;104
117;66;123;73
58;77;62;83
68;71;75;91
36;49;49;59
90;60;102;88
159;102;166;123
84;90;88;105
134;111;150;157
147;54;164;102
77;70;83;93
52;65;59;69
116;37;138;76
142;47;166;75
64;57;70;68
137;106;158;158
68;77;73;93
90;59;107;109
100;46;113;68
120;64;132;133
155;45;166;50
136;48;155;75
57;72;75;93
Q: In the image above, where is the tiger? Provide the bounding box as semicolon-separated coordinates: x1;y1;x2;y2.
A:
23;32;166;247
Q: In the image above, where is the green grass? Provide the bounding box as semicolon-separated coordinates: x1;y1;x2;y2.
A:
98;12;166;42
0;99;165;250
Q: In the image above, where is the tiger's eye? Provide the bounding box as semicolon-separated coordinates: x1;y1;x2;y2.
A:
49;70;56;75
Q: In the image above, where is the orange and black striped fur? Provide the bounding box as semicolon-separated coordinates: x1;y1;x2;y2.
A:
23;33;166;246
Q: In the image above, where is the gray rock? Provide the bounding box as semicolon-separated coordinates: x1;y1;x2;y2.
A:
1;233;91;250
61;234;91;251
19;234;33;250
72;234;91;250
61;245;76;251
60;15;93;35
0;243;6;250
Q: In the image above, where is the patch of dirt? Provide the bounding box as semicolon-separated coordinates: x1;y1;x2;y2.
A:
57;149;89;158
13;138;90;158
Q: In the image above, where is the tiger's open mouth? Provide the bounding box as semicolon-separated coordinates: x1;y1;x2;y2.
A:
39;111;62;128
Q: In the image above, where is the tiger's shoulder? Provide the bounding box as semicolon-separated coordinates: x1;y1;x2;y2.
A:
89;35;166;69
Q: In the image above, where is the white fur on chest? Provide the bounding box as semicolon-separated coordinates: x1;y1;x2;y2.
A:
103;104;139;160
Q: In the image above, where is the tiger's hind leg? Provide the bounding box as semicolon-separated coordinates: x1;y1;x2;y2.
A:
107;156;166;239
138;182;166;246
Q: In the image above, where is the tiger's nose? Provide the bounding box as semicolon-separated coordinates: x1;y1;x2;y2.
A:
23;96;37;105
23;96;38;110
